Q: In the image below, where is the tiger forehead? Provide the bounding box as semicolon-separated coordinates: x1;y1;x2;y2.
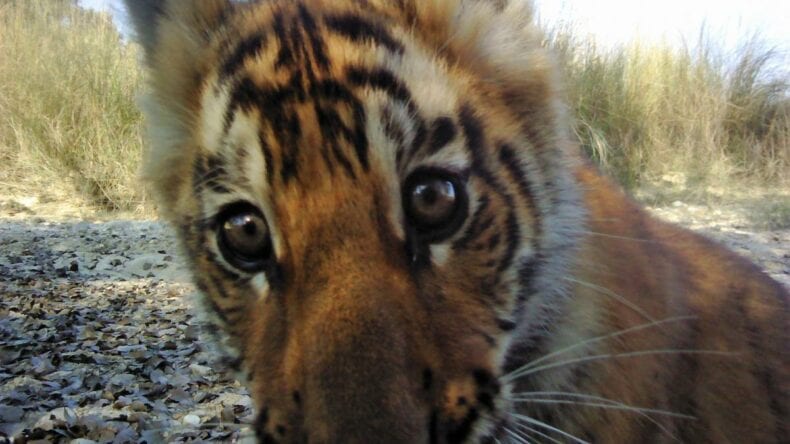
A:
198;0;484;192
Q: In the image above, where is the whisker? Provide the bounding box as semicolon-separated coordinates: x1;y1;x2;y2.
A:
503;316;696;381
562;277;656;323
507;391;687;442
509;398;694;420
507;391;694;419
511;422;564;444
507;349;736;381
504;426;533;444
509;413;590;444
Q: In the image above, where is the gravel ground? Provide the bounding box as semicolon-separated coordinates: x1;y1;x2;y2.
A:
0;193;788;443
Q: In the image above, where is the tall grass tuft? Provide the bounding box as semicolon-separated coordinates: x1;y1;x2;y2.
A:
0;0;146;211
547;25;789;189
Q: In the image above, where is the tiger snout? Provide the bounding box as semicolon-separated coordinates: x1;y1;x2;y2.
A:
247;265;500;444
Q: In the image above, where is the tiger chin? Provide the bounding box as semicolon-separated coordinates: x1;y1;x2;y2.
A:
124;0;788;442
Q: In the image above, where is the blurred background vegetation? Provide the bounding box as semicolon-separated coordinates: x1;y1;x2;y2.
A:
0;0;145;212
0;1;787;215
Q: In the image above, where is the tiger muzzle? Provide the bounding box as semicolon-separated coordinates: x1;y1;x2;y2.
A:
252;270;433;443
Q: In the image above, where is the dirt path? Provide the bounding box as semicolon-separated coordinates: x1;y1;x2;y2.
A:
1;195;788;442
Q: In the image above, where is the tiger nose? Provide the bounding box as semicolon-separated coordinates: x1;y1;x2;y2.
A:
296;290;431;443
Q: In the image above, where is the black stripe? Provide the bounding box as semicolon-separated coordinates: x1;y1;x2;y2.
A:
272;12;294;69
346;66;413;106
205;155;231;194
228;74;369;181
458;105;485;165
382;105;410;168
496;318;517;332
227;76;302;183
346;66;426;168
192;157;207;193
498;143;542;239
404;120;428;167
297;4;330;69
314;102;357;178
457;106;521;274
426;117;457;155
280;110;301;183
498;207;519;273
258;130;275;184
382;105;406;148
325;13;405;54
452;196;491;250
221;32;267;78
499;142;547;294
311;80;369;170
193;155;231;194
206;297;229;323
517;255;541;303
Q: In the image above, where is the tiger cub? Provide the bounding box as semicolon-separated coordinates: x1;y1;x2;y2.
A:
124;0;788;442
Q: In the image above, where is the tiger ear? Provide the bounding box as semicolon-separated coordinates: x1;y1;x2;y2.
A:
124;0;230;63
448;1;563;128
123;0;230;104
123;0;166;62
123;0;231;216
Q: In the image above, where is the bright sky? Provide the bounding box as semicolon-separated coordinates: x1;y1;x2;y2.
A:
533;0;790;53
82;0;789;57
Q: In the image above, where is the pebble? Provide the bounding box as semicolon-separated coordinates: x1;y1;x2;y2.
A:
182;414;201;426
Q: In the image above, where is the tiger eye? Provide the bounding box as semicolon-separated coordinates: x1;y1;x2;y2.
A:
403;169;468;242
217;204;272;272
409;179;458;228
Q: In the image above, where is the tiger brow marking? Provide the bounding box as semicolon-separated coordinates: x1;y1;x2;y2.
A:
312;79;370;171
324;13;405;55
314;101;357;179
193;154;231;194
346;66;414;107
226;71;370;181
425;116;457;155
346;66;426;168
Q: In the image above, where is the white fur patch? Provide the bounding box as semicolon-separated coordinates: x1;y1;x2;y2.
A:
199;77;231;155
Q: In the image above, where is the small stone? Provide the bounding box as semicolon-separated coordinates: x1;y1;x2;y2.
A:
126;412;149;423
182;414;201;426
189;363;212;377
129;401;150;412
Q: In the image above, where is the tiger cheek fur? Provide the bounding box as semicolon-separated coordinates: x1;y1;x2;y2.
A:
126;0;788;443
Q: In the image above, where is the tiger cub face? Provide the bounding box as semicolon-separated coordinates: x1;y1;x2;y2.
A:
126;0;587;442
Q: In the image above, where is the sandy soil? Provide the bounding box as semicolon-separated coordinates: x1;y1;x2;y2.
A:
0;191;787;442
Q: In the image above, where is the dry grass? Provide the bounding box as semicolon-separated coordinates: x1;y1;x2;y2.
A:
0;0;146;212
0;1;787;214
546;25;790;189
